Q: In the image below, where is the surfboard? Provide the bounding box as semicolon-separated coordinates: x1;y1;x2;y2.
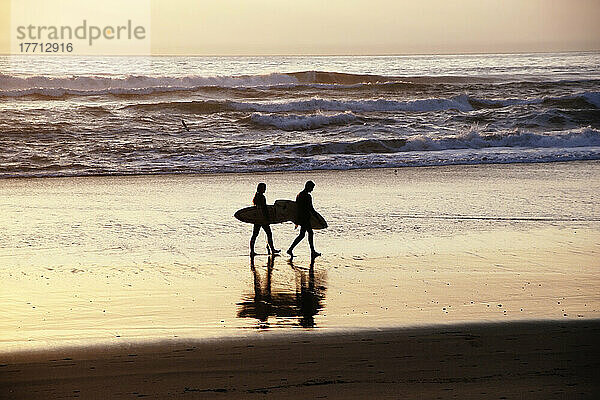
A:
273;200;327;229
234;204;288;226
234;199;328;229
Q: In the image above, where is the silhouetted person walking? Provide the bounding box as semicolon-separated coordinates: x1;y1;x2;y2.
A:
287;180;320;258
250;183;280;257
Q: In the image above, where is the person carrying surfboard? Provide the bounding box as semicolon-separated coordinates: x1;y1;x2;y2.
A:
250;183;280;257
287;180;321;259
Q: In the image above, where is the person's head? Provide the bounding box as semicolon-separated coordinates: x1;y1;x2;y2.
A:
257;182;266;193
304;180;315;192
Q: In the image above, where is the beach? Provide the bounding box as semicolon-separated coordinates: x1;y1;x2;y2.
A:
1;161;599;397
2;321;599;399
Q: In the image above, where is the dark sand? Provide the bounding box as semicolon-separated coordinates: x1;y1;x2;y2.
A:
2;320;599;399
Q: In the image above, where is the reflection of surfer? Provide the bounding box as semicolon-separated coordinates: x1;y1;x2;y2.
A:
238;255;324;328
250;183;280;257
249;255;274;323
287;181;321;258
289;256;320;327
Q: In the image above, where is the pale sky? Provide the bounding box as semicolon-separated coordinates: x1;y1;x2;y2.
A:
1;0;600;55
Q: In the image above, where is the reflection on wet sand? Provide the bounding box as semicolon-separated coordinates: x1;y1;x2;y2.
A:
237;256;326;328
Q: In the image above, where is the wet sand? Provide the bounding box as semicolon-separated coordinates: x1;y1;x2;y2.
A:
1;162;600;397
2;320;599;399
1;162;599;346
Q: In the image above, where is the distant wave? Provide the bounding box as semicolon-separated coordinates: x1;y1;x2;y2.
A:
0;71;395;97
126;95;475;114
240;96;475;113
123;92;599;117
0;70;565;98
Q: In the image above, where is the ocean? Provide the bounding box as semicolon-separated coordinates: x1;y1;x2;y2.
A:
1;52;599;177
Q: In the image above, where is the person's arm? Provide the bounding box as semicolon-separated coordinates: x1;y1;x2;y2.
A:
308;195;316;217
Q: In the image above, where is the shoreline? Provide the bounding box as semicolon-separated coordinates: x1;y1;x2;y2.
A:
1;158;599;181
2;319;599;399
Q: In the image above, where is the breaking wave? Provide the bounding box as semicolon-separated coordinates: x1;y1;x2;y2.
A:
469;91;600;109
0;71;398;97
2;55;599;178
2;69;590;98
126;95;475;114
123;92;599;116
280;128;600;156
402;128;600;152
249;112;358;130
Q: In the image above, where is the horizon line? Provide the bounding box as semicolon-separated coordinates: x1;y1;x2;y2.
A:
1;49;599;57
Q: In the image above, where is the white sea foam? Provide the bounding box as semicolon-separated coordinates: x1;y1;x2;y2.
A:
471;91;600;109
249;112;357;130
124;95;477;114
278;128;600;157
0;72;302;96
401;128;600;152
0;70;399;96
125;91;600;115
234;95;474;113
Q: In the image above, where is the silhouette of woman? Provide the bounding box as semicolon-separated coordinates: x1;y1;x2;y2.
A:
250;183;280;256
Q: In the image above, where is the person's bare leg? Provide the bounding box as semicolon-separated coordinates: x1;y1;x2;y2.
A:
263;225;280;254
308;228;321;258
287;227;306;257
250;224;261;256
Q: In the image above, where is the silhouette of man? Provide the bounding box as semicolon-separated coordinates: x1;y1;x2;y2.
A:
287;180;321;258
250;183;280;257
